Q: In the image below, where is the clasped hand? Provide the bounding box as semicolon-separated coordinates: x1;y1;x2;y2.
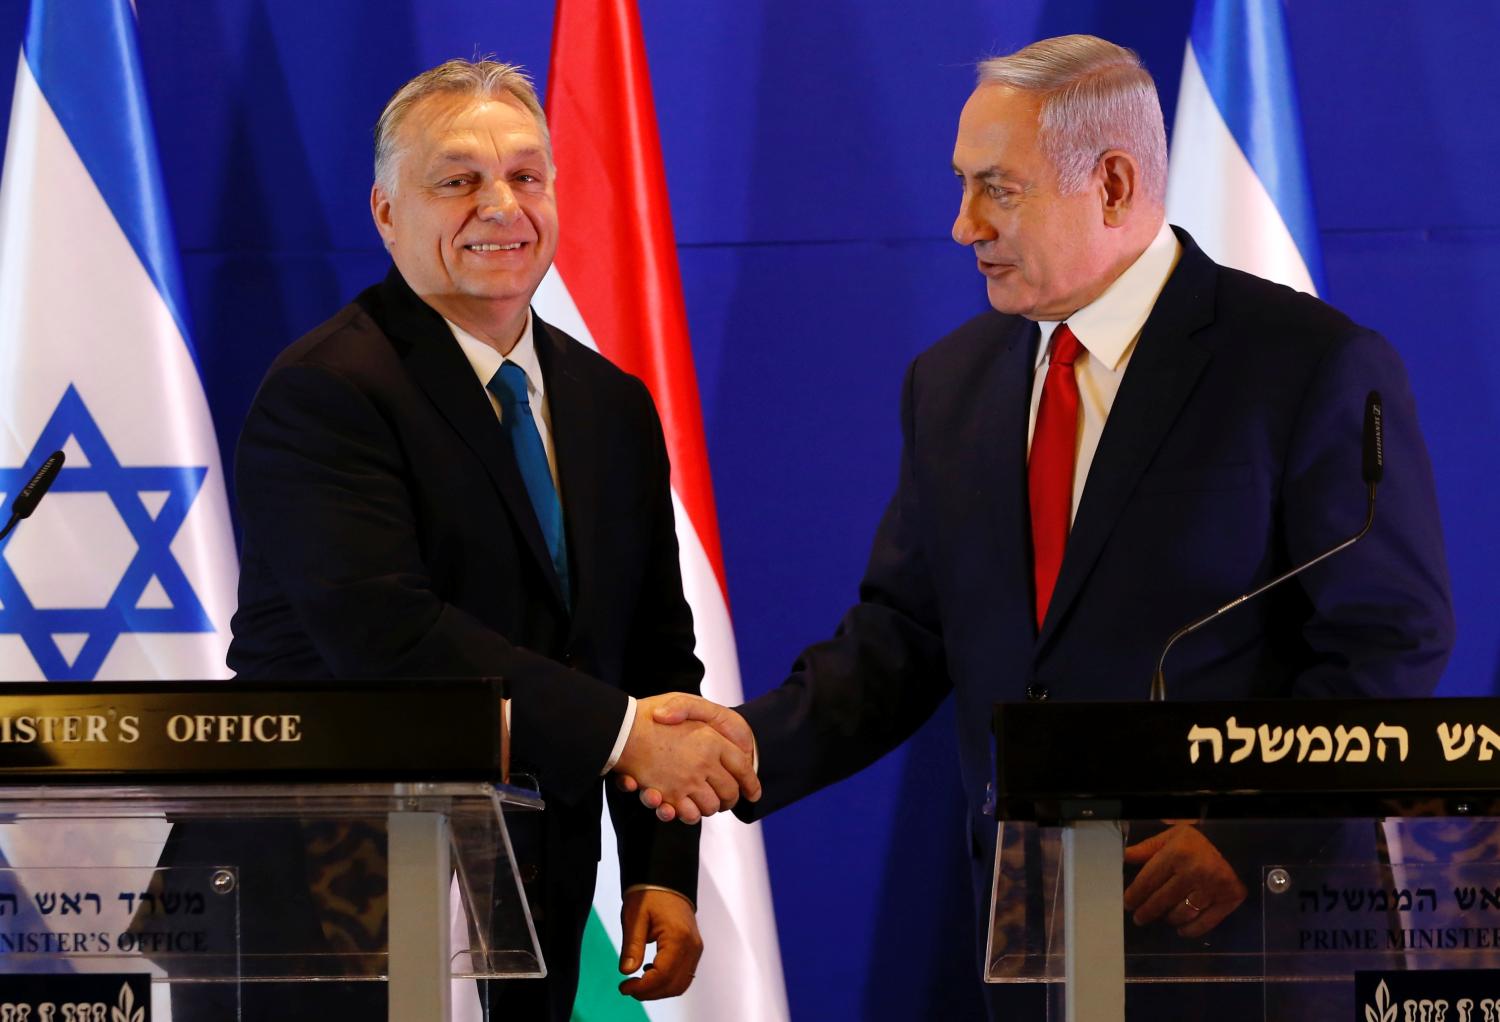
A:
612;693;759;824
1123;822;1247;938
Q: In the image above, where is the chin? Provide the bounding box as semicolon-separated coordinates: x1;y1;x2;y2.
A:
985;285;1033;317
461;275;542;302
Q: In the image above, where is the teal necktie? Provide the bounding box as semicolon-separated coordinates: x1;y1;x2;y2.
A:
488;362;570;608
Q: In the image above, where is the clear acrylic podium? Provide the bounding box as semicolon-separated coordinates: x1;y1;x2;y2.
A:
0;679;541;1021
990;697;1500;1020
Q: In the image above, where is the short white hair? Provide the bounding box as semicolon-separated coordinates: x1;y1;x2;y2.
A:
977;35;1167;204
374;58;550;193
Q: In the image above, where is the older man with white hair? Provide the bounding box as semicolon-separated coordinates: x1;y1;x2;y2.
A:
638;32;1453;1017
204;57;761;1022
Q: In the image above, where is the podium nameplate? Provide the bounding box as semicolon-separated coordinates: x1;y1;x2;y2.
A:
994;698;1500;822
0;679;507;782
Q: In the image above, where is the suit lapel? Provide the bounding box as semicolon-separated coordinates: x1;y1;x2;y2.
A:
534;316;599;632
1037;230;1218;648
977;316;1040;632
370;269;567;611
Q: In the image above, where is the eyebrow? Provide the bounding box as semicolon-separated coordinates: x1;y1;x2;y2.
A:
952;163;1009;181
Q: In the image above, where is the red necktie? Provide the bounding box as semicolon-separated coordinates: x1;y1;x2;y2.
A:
1028;323;1083;630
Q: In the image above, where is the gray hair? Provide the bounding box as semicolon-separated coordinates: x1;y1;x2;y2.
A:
976;35;1167;204
373;58;551;192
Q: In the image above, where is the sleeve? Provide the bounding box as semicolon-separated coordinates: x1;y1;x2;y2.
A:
1280;328;1455;697
236;361;628;803
604;379;703;899
735;357;954;821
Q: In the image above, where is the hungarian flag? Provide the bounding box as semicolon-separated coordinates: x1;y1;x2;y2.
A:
532;1;789;1019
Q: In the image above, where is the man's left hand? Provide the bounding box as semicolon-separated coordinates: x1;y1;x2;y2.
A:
618;888;703;1001
1122;823;1247;938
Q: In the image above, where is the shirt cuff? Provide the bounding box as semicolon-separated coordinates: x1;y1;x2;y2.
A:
601;695;637;774
623;883;696;912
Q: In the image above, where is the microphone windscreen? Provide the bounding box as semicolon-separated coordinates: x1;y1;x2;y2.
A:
12;450;65;519
1362;391;1384;485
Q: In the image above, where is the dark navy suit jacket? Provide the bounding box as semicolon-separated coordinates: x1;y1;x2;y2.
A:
737;228;1454;929
223;267;701;1018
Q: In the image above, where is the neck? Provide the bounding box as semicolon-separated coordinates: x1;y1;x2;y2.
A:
1049;212;1166;321
424;295;529;355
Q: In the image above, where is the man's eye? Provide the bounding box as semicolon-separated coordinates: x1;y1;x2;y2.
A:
440;177;468;188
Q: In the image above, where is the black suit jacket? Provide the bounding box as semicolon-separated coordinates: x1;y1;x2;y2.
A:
225;267;701;1006
738;229;1453;909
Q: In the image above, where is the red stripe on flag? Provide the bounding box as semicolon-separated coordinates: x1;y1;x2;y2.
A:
545;0;728;597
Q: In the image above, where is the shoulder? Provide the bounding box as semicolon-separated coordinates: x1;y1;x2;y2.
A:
922;309;1030;365
903;308;1033;402
912;309;1032;376
240;282;425;438
1198;265;1410;403
268;289;403;382
535;315;659;417
1151;227;1382;371
1212;265;1366;347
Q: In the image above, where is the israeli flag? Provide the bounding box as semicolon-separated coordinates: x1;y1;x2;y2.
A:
1166;0;1325;295
0;4;235;1001
0;0;237;682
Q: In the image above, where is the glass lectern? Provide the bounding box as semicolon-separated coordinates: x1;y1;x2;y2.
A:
0;679;538;1021
991;697;1500;1020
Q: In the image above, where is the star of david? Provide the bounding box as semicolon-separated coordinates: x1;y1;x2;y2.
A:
0;385;211;679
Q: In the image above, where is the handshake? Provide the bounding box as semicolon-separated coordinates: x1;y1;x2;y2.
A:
612;693;759;825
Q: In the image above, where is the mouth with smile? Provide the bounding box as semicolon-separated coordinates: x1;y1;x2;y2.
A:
463;241;527;254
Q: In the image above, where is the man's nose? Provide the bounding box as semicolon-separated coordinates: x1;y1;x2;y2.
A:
952;190;994;246
478;181;519;222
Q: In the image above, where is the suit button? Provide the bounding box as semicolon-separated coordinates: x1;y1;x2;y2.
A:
1025;684;1049;702
561;648;579;668
519;864;539;884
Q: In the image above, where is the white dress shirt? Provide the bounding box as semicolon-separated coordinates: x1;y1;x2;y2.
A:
447;312;638;774
450;310;561;489
1028;220;1183;523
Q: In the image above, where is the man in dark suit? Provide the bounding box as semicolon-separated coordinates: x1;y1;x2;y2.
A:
219;59;757;1020
630;33;1454;1014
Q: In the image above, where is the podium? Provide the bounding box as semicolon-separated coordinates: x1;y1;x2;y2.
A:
0;679;540;1021
990;698;1500;1021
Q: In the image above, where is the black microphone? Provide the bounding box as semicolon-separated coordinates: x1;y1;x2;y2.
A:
0;450;66;542
1148;392;1383;701
1362;389;1383;487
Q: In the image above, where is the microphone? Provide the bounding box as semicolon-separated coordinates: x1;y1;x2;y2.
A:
1148;392;1383;702
0;450;66;542
1362;389;1383;488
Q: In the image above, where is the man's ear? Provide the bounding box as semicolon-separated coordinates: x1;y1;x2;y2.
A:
1097;150;1140;227
370;183;395;248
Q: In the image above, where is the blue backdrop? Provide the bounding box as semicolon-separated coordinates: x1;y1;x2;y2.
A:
0;3;1494;1018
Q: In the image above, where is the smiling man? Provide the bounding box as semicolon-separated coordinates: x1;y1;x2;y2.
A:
222;59;756;1021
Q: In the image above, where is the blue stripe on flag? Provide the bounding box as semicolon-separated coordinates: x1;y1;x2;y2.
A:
1189;0;1325;293
22;0;197;353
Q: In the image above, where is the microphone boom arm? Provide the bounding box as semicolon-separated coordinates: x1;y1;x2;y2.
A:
1148;482;1377;702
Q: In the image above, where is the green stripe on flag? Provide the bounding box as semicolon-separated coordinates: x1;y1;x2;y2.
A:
571;907;651;1022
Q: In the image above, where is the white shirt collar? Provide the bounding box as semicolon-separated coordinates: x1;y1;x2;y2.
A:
1036;220;1181;371
447;309;545;398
